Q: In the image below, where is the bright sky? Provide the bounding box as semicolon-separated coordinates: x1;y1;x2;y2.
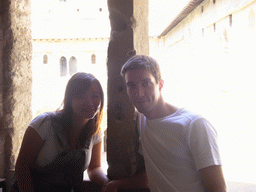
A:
31;0;191;38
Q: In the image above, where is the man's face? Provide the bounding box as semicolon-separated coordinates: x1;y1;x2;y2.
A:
125;69;163;117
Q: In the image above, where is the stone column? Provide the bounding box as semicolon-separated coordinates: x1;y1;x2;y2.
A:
0;8;4;179
107;0;149;179
0;0;32;188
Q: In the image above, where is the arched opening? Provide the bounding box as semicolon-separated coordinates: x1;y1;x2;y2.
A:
60;56;67;76
43;54;48;64
69;56;77;75
91;54;96;64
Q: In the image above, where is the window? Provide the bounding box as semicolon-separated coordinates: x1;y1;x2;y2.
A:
43;54;48;64
60;57;67;76
229;15;232;27
91;54;96;64
69;56;77;76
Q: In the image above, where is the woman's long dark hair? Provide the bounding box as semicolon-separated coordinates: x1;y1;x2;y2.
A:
56;72;104;148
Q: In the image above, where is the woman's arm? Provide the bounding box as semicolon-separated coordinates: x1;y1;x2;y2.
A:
102;171;149;192
87;141;110;187
15;126;44;192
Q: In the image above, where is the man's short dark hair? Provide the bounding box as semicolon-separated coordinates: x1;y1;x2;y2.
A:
120;55;162;83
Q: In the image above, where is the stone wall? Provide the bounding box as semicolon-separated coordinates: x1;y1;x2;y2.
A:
0;0;33;188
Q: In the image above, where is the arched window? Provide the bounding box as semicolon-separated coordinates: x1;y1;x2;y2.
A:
69;56;77;76
91;54;96;64
43;54;48;64
60;57;67;76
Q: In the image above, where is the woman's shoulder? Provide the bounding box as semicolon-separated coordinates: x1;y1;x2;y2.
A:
30;112;58;126
30;112;50;125
29;112;58;139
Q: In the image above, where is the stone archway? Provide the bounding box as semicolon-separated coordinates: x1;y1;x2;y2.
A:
0;0;149;188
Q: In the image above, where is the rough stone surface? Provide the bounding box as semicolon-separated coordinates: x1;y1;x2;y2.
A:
0;5;5;179
0;0;33;188
134;0;149;54
107;0;149;179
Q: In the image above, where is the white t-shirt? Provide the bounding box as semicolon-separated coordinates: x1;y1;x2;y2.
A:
29;112;103;170
137;108;221;192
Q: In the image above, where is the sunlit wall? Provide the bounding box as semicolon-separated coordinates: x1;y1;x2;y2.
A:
150;0;256;184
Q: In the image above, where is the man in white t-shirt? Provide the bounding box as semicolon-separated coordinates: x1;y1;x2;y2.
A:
103;55;226;192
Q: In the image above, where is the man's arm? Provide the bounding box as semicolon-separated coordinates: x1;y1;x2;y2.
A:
199;165;227;192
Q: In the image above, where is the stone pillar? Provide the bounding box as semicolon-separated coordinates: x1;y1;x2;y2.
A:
0;8;4;179
0;0;32;188
107;0;149;179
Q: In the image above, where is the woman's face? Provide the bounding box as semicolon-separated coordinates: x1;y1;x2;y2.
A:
71;81;102;120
